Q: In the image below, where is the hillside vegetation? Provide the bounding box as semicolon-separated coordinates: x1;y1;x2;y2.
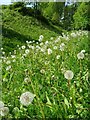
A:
1;2;89;120
2;4;63;53
1;30;89;119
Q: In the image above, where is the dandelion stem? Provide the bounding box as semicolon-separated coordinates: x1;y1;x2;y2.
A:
30;77;45;119
68;79;70;89
79;59;82;83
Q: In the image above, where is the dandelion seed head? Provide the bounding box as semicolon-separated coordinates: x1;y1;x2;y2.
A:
47;48;52;55
6;60;11;65
0;101;4;108
56;55;60;59
21;46;26;49
64;70;74;80
0;107;9;116
53;46;57;50
25;49;30;54
60;43;65;51
6;65;11;71
77;52;84;59
20;92;35;106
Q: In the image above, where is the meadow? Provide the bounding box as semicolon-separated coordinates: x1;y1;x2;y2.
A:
1;30;89;119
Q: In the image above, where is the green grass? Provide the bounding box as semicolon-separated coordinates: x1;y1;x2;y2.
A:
1;30;89;119
2;5;63;54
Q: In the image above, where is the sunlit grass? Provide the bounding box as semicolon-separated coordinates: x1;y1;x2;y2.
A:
1;30;89;119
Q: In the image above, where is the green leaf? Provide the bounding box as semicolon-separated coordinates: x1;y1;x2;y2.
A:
64;97;69;109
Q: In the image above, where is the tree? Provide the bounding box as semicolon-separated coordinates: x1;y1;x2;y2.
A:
73;2;88;30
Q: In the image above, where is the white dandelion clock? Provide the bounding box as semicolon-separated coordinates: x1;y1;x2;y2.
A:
77;52;84;60
56;55;60;59
64;70;74;80
6;60;11;65
20;92;35;106
0;101;4;108
21;46;26;49
0;107;9;116
47;48;52;55
25;49;30;54
45;41;49;45
53;46;57;50
39;35;44;42
6;65;11;71
60;43;65;51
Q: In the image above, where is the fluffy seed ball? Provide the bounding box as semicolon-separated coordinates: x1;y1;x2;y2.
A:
64;70;74;80
77;52;84;59
0;107;9;116
0;101;4;108
20;92;35;106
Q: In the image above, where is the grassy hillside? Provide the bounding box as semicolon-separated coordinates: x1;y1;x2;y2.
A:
2;5;63;53
1;30;89;119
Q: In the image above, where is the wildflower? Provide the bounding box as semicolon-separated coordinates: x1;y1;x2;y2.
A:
23;54;27;57
11;55;16;58
60;43;65;51
1;48;3;50
71;32;76;37
39;35;44;42
40;69;45;74
40;42;43;46
12;59;16;62
2;52;5;55
77;52;84;59
0;101;4;108
53;46;57;50
45;41;49;45
9;52;11;55
61;68;66;74
50;37;53;40
26;41;29;44
14;50;16;54
6;65;11;71
47;48;52;55
17;45;19;47
21;46;26;49
6;60;11;65
56;55;60;59
65;36;69;41
0;107;9;116
39;35;44;39
25;49;30;54
24;78;30;83
20;92;35;106
41;48;45;53
64;70;74;80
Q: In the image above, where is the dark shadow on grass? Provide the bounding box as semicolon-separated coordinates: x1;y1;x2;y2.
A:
2;26;39;53
18;8;63;35
2;26;34;42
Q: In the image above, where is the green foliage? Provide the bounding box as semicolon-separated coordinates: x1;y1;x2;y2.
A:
9;2;24;10
43;2;65;24
73;3;88;29
1;31;89;119
2;5;63;53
